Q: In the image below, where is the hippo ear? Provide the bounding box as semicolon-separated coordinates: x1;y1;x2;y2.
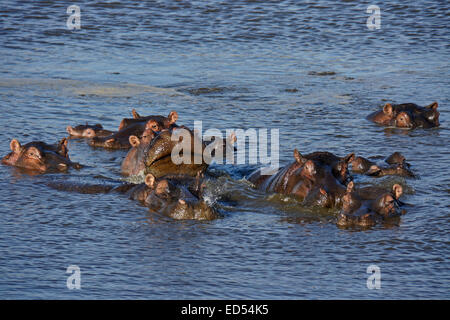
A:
293;149;305;164
343;152;355;163
168;111;178;124
129;135;140;147
392;184;403;199
319;188;327;196
105;138;116;146
57;138;69;158
383;103;393;115
132;109;141;119
426;102;438;110
144;174;156;188
10;139;22;153
94;123;103;129
58;137;68;148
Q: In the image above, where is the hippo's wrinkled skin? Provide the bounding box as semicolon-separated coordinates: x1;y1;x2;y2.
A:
337;183;405;227
2;138;82;173
367;102;440;129
248;149;354;208
66;123;115;138
118;109;178;131
350;152;414;178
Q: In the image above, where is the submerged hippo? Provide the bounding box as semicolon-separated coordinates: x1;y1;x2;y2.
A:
2;138;82;173
350;152;414;178
367;102;440;129
46;172;218;221
337;183;405;227
88;122;147;149
248;149;354;208
118;109;179;131
144;174;218;220
66;123;115;139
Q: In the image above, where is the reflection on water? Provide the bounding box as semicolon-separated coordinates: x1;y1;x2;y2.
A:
0;0;449;299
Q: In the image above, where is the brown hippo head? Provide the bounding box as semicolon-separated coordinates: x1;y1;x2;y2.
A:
66;123;111;138
2;138;80;173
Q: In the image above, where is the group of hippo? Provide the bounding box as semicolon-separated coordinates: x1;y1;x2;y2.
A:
1;101;440;227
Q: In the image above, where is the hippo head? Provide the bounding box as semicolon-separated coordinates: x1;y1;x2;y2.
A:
423;102;440;127
332;153;355;185
385;152;408;167
2;139;78;173
121;130;156;176
372;193;399;217
66;123;103;138
170;199;218;220
366;163;415;178
395;111;415;129
337;211;376;227
391;184;403;201
303;187;334;208
350;156;374;173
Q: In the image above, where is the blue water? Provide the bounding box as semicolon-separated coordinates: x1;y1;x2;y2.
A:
0;0;449;299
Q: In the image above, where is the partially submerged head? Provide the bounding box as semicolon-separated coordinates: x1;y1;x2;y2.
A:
2;138;78;173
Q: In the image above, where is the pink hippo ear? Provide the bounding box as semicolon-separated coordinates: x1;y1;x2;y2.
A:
10;139;22;153
168;111;178;124
383;103;393;115
132;109;141;119
128;135;140;147
105;138;116;147
319;188;327;196
293;149;306;164
426;102;438;110
57;138;69;158
344;152;355;163
392;184;403;199
144;174;156;188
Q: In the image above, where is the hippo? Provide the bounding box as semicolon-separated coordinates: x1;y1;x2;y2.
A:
88;122;147;149
118;109;178;131
45;172;218;220
66;123;115;138
350;152;414;177
144;175;218;220
367;102;440;128
248;149;354;208
337;183;405;227
2;138;82;173
365;163;415;178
